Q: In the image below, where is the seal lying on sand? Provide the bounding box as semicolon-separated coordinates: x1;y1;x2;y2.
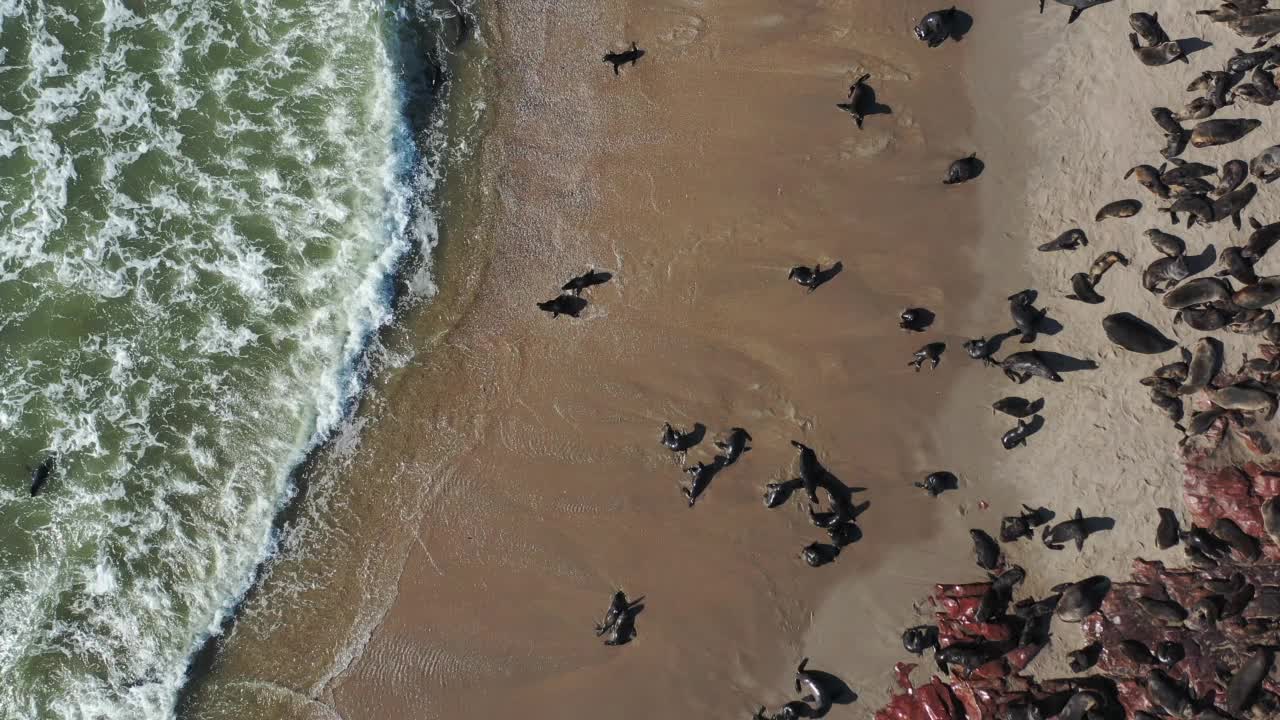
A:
603;42;644;74
902;625;940;655
1176;96;1216;121
914;470;957;497
801;542;839;568
1178;338;1220;395
1251;144;1280;182
660;422;698;452
997;351;1063;383
1232;276;1280;308
1214;159;1250;197
794;659;833;717
909;342;946;371
1042;508;1093;551
682;460;720;507
1008;290;1046;343
1145;228;1185;257
1160;193;1215;227
915;7;958;47
1161;277;1232;308
1226;649;1272;714
1103;313;1175;353
1130;34;1186;65
971;529;1001;570
1000;505;1053;542
791;441;825;504
594;590;631;636
1126;164;1170;198
1054;576;1110;622
836;73;873;129
1088;250;1129;284
1001;419;1034;449
900;307;930;332
1095;199;1142;221
943;154;982;184
714;427;751;465
963;336;998;365
1067;272;1104;304
1245;217;1280;260
1130;11;1170;45
1212;182;1258;229
1040;0;1114;25
1192;119;1263;148
1157;507;1181;549
1038;228;1088;251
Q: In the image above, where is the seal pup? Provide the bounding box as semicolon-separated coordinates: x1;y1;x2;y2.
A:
1146;669;1191;716
536;294;586;318
794;659;833;717
1040;0;1114;25
29;454;56;497
1214;517;1262;560
914;470;957;497
714;427;751;465
1214;159;1250;196
1244;216;1280;259
1227;649;1272;714
1250;144;1280;182
1229;10;1280;47
915;8;957;47
561;269;612;295
1095;199;1141;221
899;307;931;332
1175;96;1217;121
763;478;802;508
1145;228;1186;257
1126;164;1170;198
1192;118;1263;148
943;154;981;184
1130;34;1187;65
602;603;639;646
602;42;644;75
993;396;1041;418
1211;181;1258;229
1001;419;1034;449
1053;576;1110;622
1102;313;1176;354
1042;508;1092;550
1000;505;1053;542
1160;130;1189;159
1038;228;1088;251
1216;246;1258;285
682;459;721;507
902;625;940;655
1067;644;1102;673
1156;507;1181;549
788;264;824;292
970;529;1001;570
909;342;945;371
997;351;1063;383
1151;107;1184;135
836;73;872;128
1008;289;1046;343
594;590;631;636
790;441;825;504
1131;11;1170;45
1088;250;1129;285
800;542;839;568
660;422;699;452
963;336;998;365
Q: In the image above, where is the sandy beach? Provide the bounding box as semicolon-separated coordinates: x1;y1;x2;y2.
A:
180;1;1280;719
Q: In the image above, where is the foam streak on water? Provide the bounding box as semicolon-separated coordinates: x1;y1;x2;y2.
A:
0;1;432;717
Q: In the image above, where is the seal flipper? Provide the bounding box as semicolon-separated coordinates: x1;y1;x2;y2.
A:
1068;8;1083;24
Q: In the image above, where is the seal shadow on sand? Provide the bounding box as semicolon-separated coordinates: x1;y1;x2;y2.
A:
1034;351;1099;375
852;84;893;122
1021;414;1047;441
1176;37;1212;60
981;329;1022;357
1184;243;1216;276
948;10;974;42
810;261;845;292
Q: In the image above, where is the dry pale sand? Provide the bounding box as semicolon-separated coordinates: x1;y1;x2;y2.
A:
179;1;1280;719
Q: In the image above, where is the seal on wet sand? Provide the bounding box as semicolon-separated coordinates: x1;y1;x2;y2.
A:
909;342;946;371
915;7;958;47
836;73;873;129
943;154;982;184
1041;0;1114;25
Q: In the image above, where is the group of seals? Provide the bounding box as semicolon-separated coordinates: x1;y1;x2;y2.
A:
537;268;614;317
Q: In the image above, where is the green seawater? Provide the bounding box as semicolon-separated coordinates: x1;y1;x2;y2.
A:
0;1;442;717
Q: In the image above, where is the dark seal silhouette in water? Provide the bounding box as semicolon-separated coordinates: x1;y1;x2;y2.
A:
536;294;587;318
836;73;872;129
943;154;982;184
603;42;645;75
915;7;958;47
1102;312;1175;353
29;454;56;497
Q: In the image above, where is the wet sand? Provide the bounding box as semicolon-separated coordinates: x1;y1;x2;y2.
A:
180;1;1038;718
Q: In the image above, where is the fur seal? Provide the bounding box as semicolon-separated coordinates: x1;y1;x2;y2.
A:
794;659;832;717
1227;46;1280;73
1145;228;1185;258
1212;181;1257;229
1053;576;1110;622
1228;10;1280;44
1001;419;1033;449
1095;198;1142;221
1187;406;1231;436
29;454;55;497
1187;70;1234;107
1126;164;1170;198
1232;82;1276;106
1150;388;1184;426
914;471;957;497
1229;308;1273;334
900;307;930;332
682;460;720;506
1175;96;1216;121
1130;12;1170;45
1160;193;1214;227
1000;506;1052;542
602;42;644;75
788;264;836;293
1192;118;1263;148
791;441;824;504
1088;250;1129;284
1143;255;1189;294
1227;649;1272;714
1214;517;1262;561
537;295;586;318
826;521;860;548
714;427;751;465
763;479;801;508
963;336;997;365
1042;508;1091;550
1178;338;1220;396
915;8;957;47
1174;306;1231;331
934;642;992;675
1162;277;1232;308
1130;34;1186;65
943;154;981;185
1067;644;1102;673
661;422;697;452
1008;289;1045;343
837;73;873;129
1217;246;1259;285
1040;0;1113;25
1147;669;1191;716
801;542;839;568
1166;176;1214;195
1038;228;1088;251
909;342;945;371
993;396;1041;418
1251;144;1280;182
1151;107;1184;135
1214;159;1250;197
1208;385;1278;418
1263;496;1280;545
562;269;612;295
970;529;1001;570
1102;313;1176;353
1067;272;1104;304
1161;158;1216;184
595;590;630;636
1120;639;1158;665
1244;217;1280;260
997;351;1063;383
902;625;940;655
1232;276;1280;309
1160;130;1189;160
